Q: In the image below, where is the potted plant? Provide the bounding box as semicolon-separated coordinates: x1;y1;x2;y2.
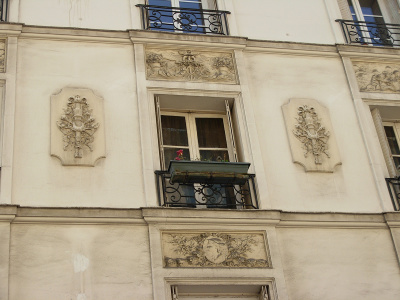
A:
168;150;251;184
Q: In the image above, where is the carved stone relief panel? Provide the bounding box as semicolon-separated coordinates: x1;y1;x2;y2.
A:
162;231;271;268
353;62;400;93
51;87;106;166
145;48;238;84
282;98;341;172
0;39;5;73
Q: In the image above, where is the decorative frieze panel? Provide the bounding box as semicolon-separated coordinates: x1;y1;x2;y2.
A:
51;88;106;166
0;39;5;73
282;98;341;172
162;232;270;268
353;62;400;93
145;48;238;84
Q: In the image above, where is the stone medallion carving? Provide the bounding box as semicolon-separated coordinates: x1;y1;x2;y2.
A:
353;62;400;93
282;98;341;172
162;232;270;268
0;39;5;73
51;88;106;166
145;48;238;84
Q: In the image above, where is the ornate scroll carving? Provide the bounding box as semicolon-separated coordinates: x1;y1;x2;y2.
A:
57;95;99;158
162;232;270;268
353;62;400;93
145;48;237;84
51;88;105;166
282;98;341;172
0;39;5;73
293;105;330;164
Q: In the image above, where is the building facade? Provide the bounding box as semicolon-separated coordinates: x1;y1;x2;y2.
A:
0;0;400;299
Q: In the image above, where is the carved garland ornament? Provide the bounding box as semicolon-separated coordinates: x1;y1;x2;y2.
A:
146;49;237;83
57;95;99;158
293;105;330;164
163;232;269;268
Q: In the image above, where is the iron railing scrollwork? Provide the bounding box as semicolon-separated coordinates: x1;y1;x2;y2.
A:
155;170;259;209
386;177;400;211
136;4;230;35
0;0;8;22
336;19;400;46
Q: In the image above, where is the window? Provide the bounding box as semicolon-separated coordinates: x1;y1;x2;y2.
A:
137;0;229;35
336;0;400;45
154;95;258;209
160;112;235;168
383;122;400;171
169;283;274;300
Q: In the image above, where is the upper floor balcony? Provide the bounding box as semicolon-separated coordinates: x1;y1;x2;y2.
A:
336;19;400;46
136;4;230;35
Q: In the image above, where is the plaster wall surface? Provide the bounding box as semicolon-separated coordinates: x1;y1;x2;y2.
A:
0;223;10;300
244;52;382;212
13;0;340;44
230;0;337;44
9;223;153;300
12;38;145;207
16;0;134;30
277;227;400;300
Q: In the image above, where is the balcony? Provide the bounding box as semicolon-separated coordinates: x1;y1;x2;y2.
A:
0;0;7;22
386;177;400;211
155;170;258;209
136;4;230;35
336;19;400;46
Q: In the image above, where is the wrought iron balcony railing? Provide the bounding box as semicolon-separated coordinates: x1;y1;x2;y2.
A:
386;177;400;211
155;170;258;209
336;19;400;46
0;0;8;22
136;4;230;35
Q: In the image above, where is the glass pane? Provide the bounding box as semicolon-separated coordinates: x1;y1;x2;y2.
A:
149;0;172;6
161;115;188;146
385;126;400;155
148;0;174;32
164;148;190;167
199;150;229;162
359;0;382;17
394;156;400;170
196;118;227;148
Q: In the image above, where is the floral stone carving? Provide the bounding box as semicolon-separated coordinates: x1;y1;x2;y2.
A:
293;105;330;164
353;62;400;93
145;48;237;84
51;88;106;166
162;232;270;268
57;95;99;158
282;98;341;172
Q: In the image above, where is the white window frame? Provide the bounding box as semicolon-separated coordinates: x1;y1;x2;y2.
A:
383;121;400;172
159;111;235;168
166;278;277;300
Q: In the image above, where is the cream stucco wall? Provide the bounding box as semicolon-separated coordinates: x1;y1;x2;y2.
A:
278;227;400;300
12;38;146;207
9;0;344;44
245;51;382;212
9;222;152;300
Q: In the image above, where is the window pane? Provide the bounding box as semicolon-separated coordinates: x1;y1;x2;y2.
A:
199;150;229;162
149;0;172;6
385;126;400;155
196;118;227;148
164;148;190;167
359;0;383;17
161;115;189;146
394;156;400;170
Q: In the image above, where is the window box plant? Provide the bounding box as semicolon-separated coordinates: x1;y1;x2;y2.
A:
168;159;251;185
